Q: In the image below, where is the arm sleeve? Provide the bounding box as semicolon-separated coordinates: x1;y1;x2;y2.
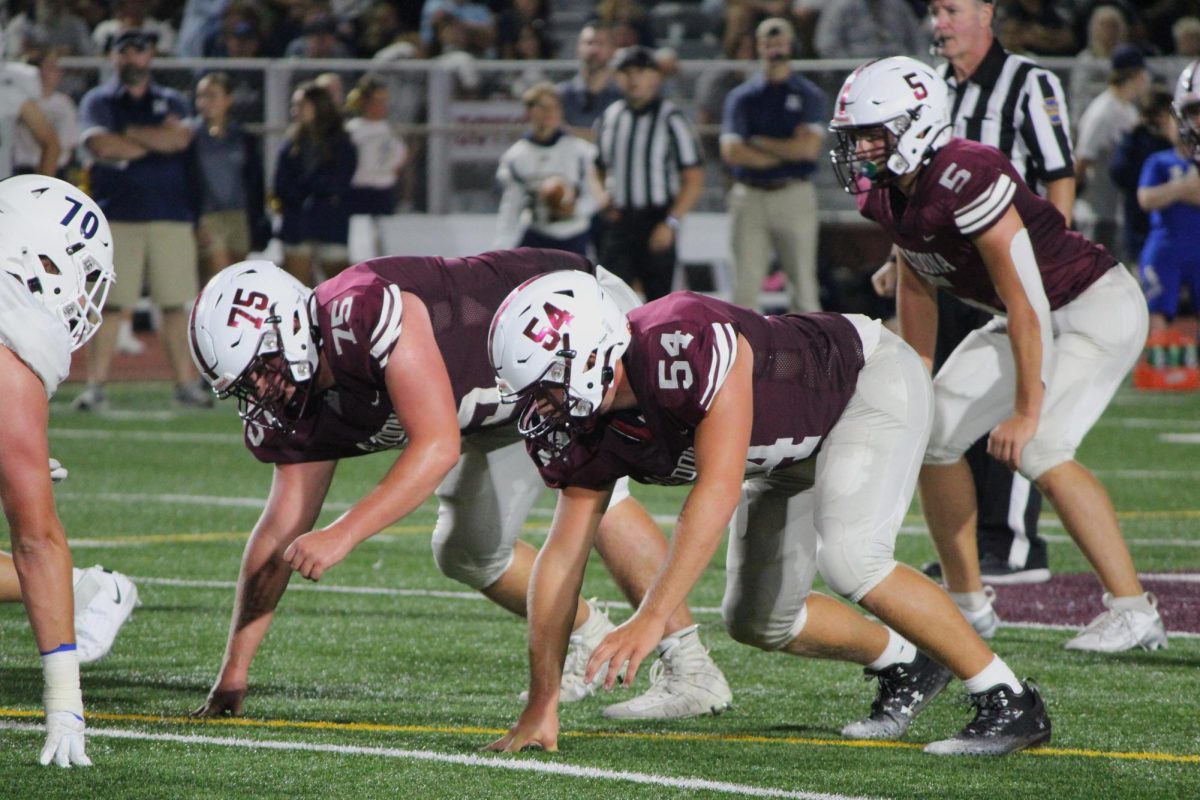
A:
667;109;702;168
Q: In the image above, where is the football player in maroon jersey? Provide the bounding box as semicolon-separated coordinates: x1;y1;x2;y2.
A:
486;270;1050;756
830;56;1166;653
186;250;731;721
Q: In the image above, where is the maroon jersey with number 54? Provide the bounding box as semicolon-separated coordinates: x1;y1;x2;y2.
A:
857;138;1113;315
246;248;593;464
534;293;866;489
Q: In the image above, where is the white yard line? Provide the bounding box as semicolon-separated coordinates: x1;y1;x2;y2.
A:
0;722;884;800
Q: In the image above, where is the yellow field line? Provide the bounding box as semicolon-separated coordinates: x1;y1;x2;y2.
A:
1;708;1195;765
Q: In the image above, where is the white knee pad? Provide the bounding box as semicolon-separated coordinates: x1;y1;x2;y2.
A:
721;596;809;652
1015;439;1072;482
430;517;515;591
817;539;898;603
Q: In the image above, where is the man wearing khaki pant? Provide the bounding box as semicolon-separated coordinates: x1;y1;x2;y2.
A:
720;17;825;313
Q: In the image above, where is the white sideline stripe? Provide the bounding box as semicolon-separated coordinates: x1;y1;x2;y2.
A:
0;722;882;800
50;428;243;444
55;491;352;512
1097;417;1200;429
1160;433;1200;445
128;576;1200;639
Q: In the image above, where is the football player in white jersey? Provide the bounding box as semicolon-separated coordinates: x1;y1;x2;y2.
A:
0;174;116;766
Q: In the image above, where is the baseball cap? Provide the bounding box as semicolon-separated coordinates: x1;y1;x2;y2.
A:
111;28;158;53
756;17;794;39
1110;44;1146;72
612;45;660;72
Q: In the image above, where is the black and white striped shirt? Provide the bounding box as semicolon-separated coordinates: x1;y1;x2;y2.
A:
938;39;1074;193
594;96;702;210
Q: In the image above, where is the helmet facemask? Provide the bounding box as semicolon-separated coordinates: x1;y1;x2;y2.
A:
831;120;907;194
508;340;616;460
221;318;317;433
1173;100;1200;161
11;245;114;350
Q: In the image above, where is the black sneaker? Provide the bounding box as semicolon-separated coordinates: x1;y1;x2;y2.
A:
924;680;1051;756
841;652;954;740
921;553;1051;585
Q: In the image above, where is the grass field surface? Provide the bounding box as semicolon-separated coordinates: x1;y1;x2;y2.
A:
1;382;1197;799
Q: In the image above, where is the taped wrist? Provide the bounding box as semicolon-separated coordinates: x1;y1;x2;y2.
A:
42;646;84;719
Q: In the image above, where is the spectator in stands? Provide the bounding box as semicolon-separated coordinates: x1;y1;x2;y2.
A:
717;1;796;63
1175;17;1200;57
204;6;267;59
73;29;210;411
557;23;621;139
176;0;229;57
355;1;404;58
2;59;62;180
597;0;656;49
1111;87;1174;265
191;72;268;282
720;17;825;314
274;81;356;286
494;83;599;256
92;0;177;56
345;73;407;260
813;0;929;59
285;12;353;58
1074;44;1149;257
1142;0;1200;55
1068;4;1129;119
3;0;96;58
12;51;76;179
419;0;495;57
594;45;703;300
996;0;1077;56
497;0;552;60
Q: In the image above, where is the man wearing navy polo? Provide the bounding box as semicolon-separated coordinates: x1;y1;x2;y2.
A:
73;29;210;410
720;17;826;313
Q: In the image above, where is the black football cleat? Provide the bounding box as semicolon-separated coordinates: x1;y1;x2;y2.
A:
925;680;1051;755
842;652;954;740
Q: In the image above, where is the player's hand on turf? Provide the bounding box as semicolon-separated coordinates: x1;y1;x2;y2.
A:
191;685;247;718
586;611;664;691
283;527;354;581
39;711;91;767
484;704;559;753
988;413;1038;472
49;457;68;483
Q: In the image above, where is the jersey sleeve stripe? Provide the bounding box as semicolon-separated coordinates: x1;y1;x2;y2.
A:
370;285;404;366
699;322;736;410
955;175;1016;236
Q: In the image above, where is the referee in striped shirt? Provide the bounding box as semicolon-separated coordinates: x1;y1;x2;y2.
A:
594;46;703;300
926;0;1076;587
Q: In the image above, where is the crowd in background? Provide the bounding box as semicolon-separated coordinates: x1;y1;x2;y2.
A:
3;0;1200;393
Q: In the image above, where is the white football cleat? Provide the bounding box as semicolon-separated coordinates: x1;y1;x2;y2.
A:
601;628;732;720
520;598;621;703
1063;592;1168;653
955;585;1000;640
74;566;140;664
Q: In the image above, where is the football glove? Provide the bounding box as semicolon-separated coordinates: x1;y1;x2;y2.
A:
39;711;91;768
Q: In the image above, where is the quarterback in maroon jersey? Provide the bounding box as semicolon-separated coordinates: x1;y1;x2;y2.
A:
185;249;731;720
487;271;1050;756
831;56;1166;653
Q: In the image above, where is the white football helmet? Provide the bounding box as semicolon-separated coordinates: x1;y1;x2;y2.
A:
0;175;114;351
1173;60;1200;159
488;270;630;457
188;260;319;431
829;56;952;194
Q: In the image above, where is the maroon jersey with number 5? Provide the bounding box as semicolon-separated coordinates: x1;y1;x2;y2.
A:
247;248;592;463
857;138;1113;314
534;293;866;489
